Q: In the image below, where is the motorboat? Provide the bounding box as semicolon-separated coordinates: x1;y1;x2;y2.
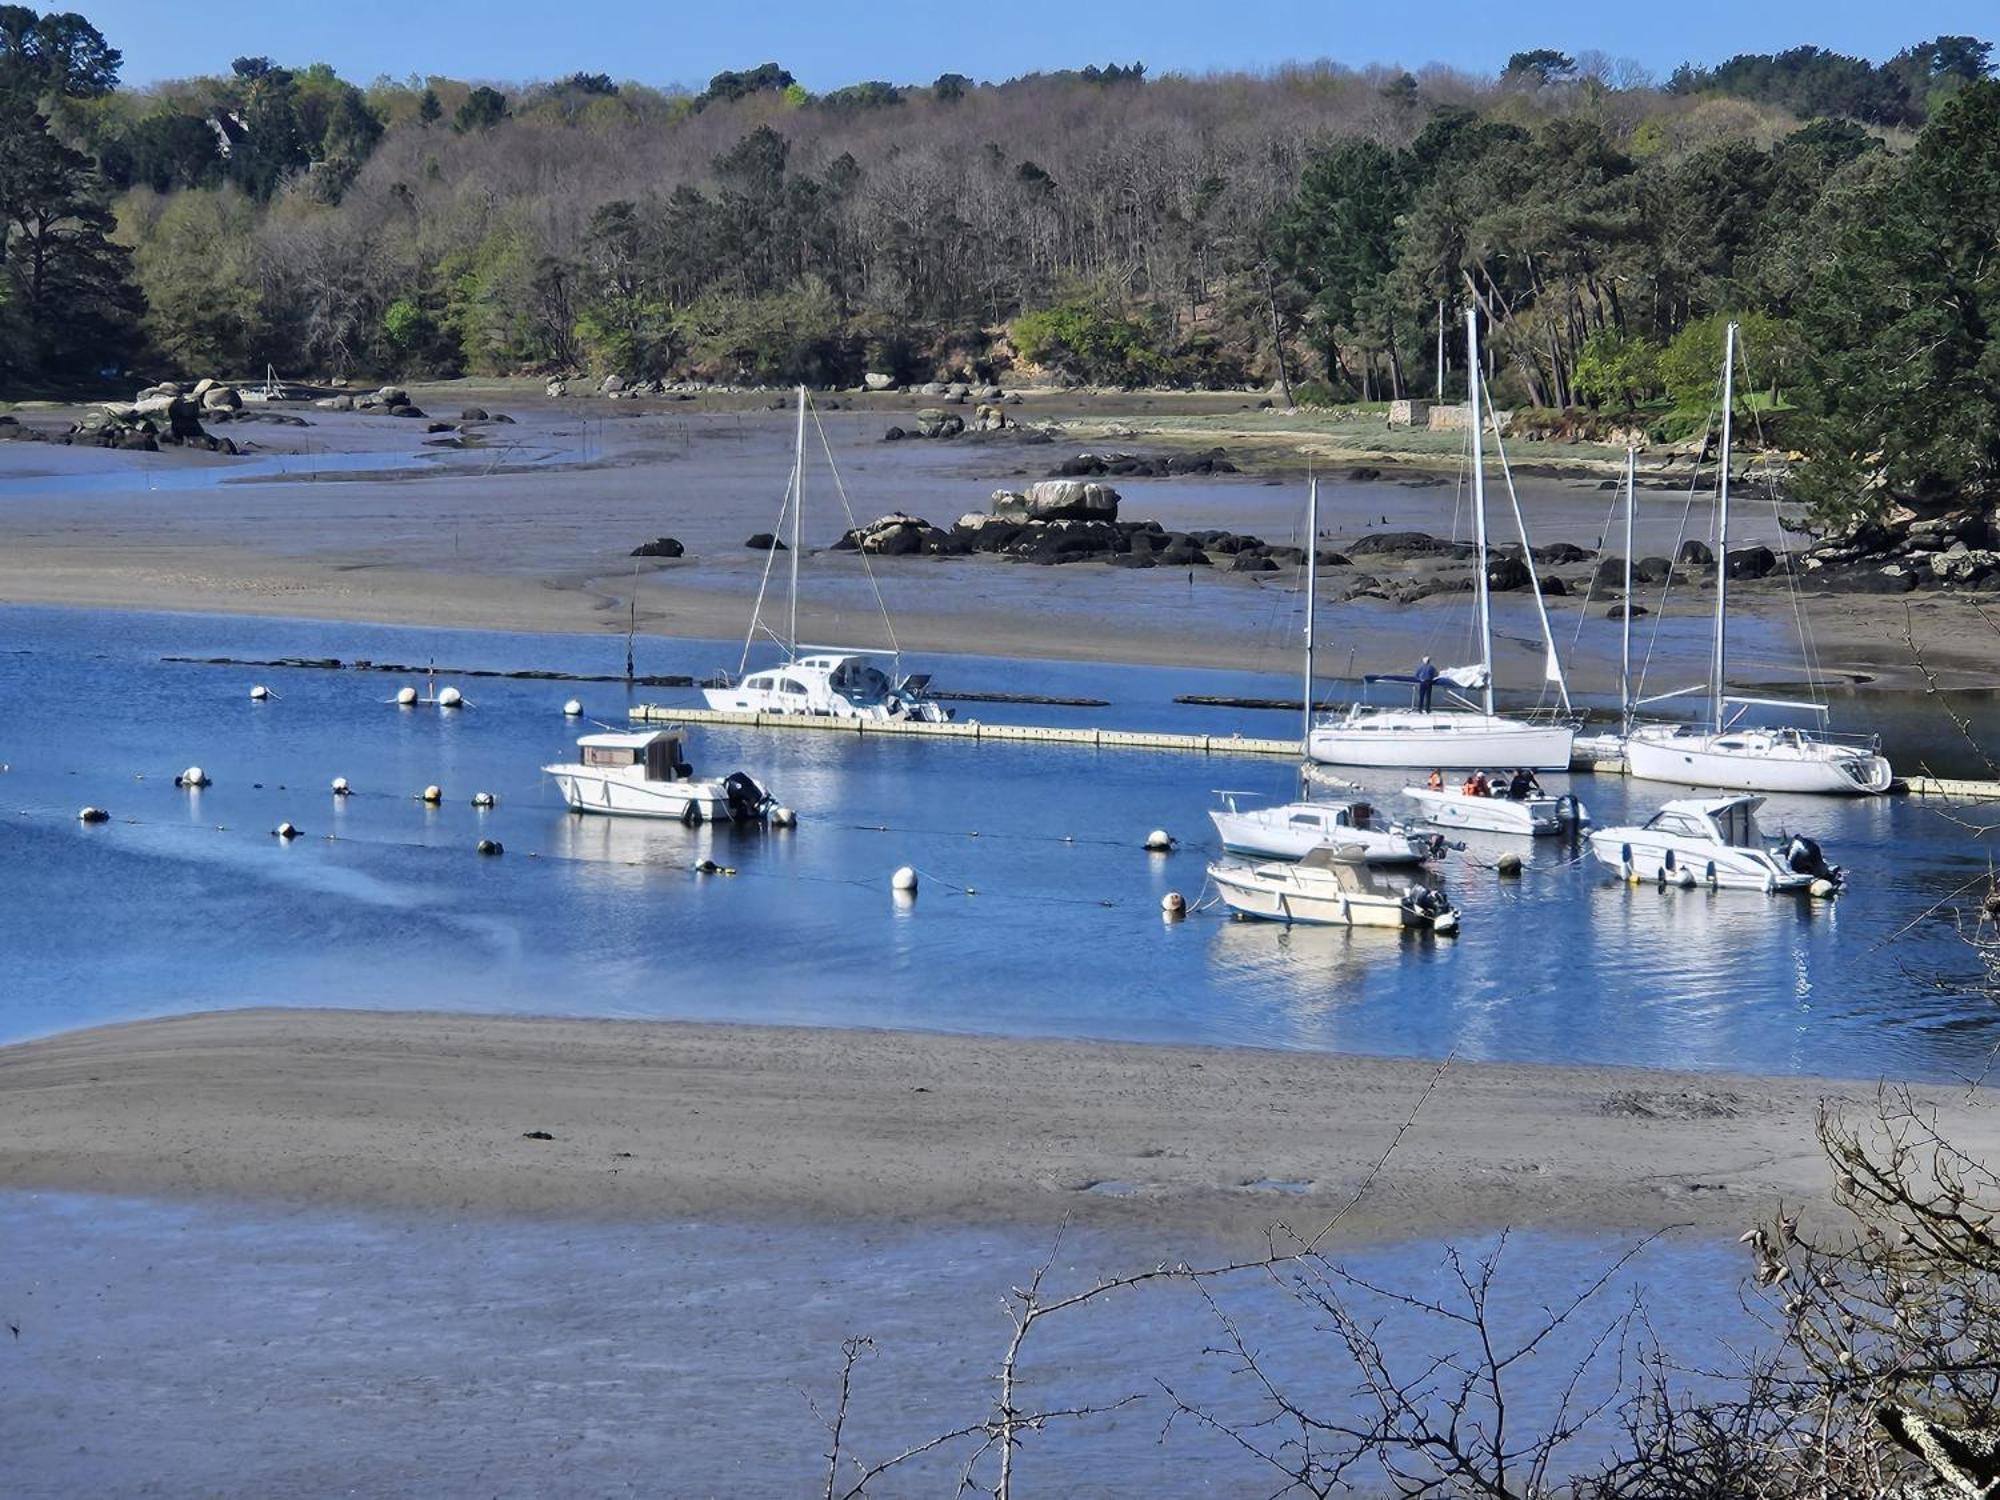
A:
543;729;776;824
1620;322;1892;797
1401;777;1586;836
1307;309;1575;772
702;385;950;723
1587;794;1842;893
1208;847;1459;932
702;651;946;721
1209;790;1435;865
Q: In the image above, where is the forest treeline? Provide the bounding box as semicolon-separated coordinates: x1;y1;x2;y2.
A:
1;10;1998;517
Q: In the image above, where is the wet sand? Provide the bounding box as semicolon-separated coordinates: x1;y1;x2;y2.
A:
0;1009;1979;1248
0;394;1992;690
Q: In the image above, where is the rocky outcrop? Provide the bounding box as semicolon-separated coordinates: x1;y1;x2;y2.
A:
1347;531;1477;561
64;381;240;454
1798;499;2000;592
831;513;964;557
991;480;1121;522
1052;447;1237;478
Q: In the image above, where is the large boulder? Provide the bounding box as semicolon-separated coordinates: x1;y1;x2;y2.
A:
629;537;685;559
376;385;409;408
200;385;241;412
1486;554;1533;592
862;372;896;392
1677;539;1714;566
994;480;1121;522
839;513;932;556
545;378;569;398
745;533;788;551
1726;545;1777;580
974;402;1006;432
914;407;964;439
1347;531;1475;560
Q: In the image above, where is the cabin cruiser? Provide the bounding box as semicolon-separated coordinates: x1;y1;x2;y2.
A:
543;730;776;824
1209;790;1435;865
702;651;948;722
1401;774;1587;837
1208;847;1459;932
1587;794;1841;893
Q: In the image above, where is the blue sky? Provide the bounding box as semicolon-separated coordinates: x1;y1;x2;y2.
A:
85;0;1995;89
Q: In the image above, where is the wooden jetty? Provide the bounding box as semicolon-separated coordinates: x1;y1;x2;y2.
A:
630;704;1298;758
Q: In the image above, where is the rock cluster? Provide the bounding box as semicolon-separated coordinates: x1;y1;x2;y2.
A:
1799;500;2000;593
58;378;248;453
1052;448;1237;478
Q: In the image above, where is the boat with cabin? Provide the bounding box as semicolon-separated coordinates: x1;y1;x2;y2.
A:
700;386;949;723
1586;794;1842;893
1622;322;1892;796
1401;773;1586;837
1306;310;1576;772
1208;847;1460;932
1206;476;1435;867
543;729;777;824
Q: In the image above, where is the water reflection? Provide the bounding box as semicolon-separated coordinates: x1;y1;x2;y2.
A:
2;604;1998;1081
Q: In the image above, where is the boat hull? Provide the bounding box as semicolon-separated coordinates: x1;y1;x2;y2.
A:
1585;829;1812;892
1307;712;1575;771
1208;808;1428;865
1206;862;1455;931
544;766;738;822
1402;786;1583;836
1625;730;1892;796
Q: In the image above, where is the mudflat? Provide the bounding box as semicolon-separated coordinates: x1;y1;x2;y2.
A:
0;1008;1979;1248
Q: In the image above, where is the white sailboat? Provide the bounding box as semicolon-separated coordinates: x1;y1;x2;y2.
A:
1209;476;1434;866
1624;323;1893;796
1307;310;1576;771
701;387;949;723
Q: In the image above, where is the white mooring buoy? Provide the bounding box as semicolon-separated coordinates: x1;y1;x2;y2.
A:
1496;853;1524;878
1144;829;1176;853
249;684;269;701
331;776;351;796
176;765;210;789
396;686;418;706
891;866;919;894
769;806;797;828
77;806;109;824
563;698;583;717
471;791;496;809
1161;891;1187;919
1810;877;1838;900
437;686;463;708
421;784;443;805
275;822;300;840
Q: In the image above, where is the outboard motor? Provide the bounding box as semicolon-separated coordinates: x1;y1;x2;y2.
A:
1784;834;1842;888
722;771;773;823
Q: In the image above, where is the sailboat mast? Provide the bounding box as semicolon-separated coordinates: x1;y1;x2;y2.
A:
1711;323;1737;733
1302;476;1318;751
788;384;805;658
1465;308;1495;717
1620;447;1635;737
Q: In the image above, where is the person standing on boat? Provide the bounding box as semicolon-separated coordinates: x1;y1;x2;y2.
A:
1426;768;1445;791
1414;656;1439;712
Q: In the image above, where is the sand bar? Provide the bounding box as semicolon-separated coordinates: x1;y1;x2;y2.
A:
1;1008;1984;1247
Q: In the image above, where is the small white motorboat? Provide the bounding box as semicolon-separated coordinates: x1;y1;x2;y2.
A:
543;729;776;824
1587;794;1842;893
1208;847;1460;932
1401;777;1586;837
1209;790;1435;865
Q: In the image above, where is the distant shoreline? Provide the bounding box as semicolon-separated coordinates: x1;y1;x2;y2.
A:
0;1008;1984;1249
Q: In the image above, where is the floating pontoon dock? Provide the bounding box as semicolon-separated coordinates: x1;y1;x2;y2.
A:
629;706;2000;796
631;704;1298;758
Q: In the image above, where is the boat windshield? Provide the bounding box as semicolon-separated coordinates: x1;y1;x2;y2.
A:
830;660;890;699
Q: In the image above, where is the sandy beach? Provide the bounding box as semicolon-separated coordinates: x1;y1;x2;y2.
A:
0;1008;1980;1249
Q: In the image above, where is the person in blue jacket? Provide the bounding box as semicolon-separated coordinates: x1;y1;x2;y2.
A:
1414;656;1440;712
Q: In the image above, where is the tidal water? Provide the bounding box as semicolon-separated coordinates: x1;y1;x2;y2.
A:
0;1188;1745;1497
2;603;1997;1081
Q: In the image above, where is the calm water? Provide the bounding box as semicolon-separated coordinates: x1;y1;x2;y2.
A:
0;1189;1744;1497
2;604;1996;1080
